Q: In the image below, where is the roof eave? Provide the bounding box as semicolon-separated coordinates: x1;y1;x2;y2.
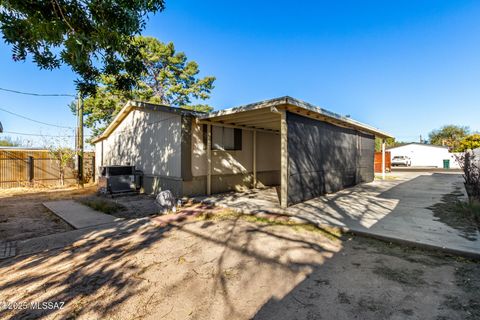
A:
91;101;207;144
200;96;393;139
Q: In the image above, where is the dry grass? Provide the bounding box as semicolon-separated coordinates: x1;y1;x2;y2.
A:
79;197;127;214
374;174;397;180
0;184;96;199
195;208;342;241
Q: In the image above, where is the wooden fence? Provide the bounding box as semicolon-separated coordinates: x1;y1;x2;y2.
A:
374;151;391;173
0;149;94;188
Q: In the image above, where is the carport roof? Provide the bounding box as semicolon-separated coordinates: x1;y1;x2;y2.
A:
199;96;393;139
92;96;393;143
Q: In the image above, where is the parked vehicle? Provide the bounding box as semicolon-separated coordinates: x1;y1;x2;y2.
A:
392;156;412;167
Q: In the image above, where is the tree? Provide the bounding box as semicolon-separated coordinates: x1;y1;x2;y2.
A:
43;135;75;185
49;147;75;186
428;125;470;151
457;134;480;152
0;136;20;147
0;0;165;94
374;137;402;152
455;151;480;205
75;36;216;137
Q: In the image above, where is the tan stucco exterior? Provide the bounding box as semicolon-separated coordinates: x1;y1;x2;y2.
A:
95;109;280;196
190;122;280;177
93;97;390;204
95;108;182;178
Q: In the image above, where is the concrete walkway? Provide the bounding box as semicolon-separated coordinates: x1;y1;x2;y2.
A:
199;172;480;258
43;200;121;229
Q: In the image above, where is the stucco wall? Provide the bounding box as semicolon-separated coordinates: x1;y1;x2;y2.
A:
388;144;461;168
95;109;182;177
191;122;280;177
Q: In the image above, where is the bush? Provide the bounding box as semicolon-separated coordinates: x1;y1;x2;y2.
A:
456;151;480;203
79;197;126;214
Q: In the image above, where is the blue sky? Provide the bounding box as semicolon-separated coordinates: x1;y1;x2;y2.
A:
1;0;480;146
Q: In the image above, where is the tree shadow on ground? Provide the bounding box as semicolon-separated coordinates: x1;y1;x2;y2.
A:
1;176;478;319
0;219;171;319
0;207;342;319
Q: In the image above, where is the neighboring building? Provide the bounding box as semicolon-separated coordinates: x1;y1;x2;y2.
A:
92;96;392;207
387;143;461;168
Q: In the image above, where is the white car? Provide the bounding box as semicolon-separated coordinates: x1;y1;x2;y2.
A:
392;156;412;167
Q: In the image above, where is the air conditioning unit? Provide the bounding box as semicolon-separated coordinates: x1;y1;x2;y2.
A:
98;165;143;195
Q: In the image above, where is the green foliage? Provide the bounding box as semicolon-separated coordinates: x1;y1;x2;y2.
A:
428;125;470;151
374;137;401;152
134;37;215;107
77;36;216;137
457;134;480;152
0;0;165;94
0;136;20;147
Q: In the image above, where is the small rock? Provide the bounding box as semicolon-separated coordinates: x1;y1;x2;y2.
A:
155;190;176;213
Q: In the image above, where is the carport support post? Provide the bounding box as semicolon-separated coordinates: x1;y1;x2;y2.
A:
207;124;212;195
280;111;288;208
381;138;386;180
253;130;257;188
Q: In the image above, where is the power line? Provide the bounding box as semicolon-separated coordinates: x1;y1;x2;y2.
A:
0;107;75;129
2;130;91;138
3;131;75;137
0;87;75;97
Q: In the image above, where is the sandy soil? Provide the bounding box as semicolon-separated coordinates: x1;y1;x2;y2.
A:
0;215;478;320
0;186;96;242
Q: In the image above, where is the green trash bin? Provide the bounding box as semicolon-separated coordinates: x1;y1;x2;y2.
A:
443;159;450;169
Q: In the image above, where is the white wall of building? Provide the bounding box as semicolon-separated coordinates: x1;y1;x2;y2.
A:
388;143;461;168
95;109;182;177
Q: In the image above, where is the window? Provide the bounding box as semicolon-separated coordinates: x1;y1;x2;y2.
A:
203;124;242;150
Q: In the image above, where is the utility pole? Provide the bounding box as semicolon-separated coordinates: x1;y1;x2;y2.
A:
76;93;84;187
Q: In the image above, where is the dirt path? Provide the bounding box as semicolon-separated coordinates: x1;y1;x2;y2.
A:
0;216;478;320
0;187;96;242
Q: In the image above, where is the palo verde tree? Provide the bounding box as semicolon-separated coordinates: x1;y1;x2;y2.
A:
457;134;480;152
0;0;165;94
75;36;216;137
428;125;470;151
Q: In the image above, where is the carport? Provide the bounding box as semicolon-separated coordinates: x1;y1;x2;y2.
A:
197;96;392;207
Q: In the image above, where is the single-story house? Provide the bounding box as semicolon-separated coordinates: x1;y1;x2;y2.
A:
92;96;392;207
387;143;461;168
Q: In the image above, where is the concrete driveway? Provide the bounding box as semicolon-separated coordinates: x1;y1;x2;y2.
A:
201;172;480;258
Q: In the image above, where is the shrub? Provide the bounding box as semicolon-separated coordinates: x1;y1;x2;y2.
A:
456;151;480;203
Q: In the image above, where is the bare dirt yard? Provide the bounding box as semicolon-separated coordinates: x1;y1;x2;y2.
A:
0;186;96;242
0;211;478;320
